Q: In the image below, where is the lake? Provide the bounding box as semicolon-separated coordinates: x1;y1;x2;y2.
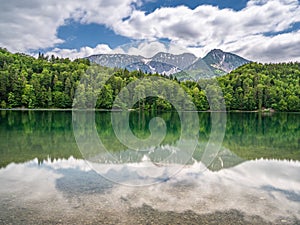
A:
0;110;299;224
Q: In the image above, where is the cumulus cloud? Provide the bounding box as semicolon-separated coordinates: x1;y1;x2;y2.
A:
44;41;193;59
119;41;191;58
114;0;300;42
226;31;300;62
112;0;300;62
1;0;300;62
0;0;140;52
44;44;114;59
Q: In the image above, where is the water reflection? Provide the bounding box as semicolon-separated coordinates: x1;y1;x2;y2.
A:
1;111;299;168
0;110;300;223
0;157;299;224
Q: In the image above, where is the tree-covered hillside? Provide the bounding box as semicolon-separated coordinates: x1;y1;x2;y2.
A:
218;62;300;111
0;48;299;111
0;48;90;109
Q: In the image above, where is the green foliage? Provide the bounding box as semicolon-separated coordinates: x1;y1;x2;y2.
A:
217;62;300;112
0;48;299;111
0;48;90;109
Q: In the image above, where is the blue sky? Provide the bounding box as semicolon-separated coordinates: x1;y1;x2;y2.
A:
56;0;250;50
57;22;131;50
0;0;300;62
139;0;249;12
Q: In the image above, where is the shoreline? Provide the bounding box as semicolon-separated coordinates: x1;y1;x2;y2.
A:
0;108;299;113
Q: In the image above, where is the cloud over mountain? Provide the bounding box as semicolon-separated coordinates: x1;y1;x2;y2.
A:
0;0;299;62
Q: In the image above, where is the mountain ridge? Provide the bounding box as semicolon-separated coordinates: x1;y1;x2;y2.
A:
86;49;250;80
203;49;250;73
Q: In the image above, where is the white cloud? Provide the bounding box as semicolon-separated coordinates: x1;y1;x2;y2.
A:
44;44;114;59
0;0;140;52
126;41;167;57
46;29;300;62
226;31;300;62
44;41;196;59
118;41;191;58
0;0;67;52
1;0;299;62
114;0;300;42
112;0;300;62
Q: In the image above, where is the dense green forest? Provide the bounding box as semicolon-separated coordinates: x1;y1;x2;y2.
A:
0;48;299;111
218;63;300;111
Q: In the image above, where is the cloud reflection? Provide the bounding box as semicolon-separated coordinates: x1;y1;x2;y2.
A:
0;157;299;223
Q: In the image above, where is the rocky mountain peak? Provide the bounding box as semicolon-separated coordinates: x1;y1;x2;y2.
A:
86;49;249;80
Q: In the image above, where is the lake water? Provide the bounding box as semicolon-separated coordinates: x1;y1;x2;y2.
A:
0;110;299;224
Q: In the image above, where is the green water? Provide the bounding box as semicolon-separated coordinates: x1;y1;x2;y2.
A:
0;110;300;224
0;110;299;168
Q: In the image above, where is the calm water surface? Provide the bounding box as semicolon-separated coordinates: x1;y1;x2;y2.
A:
0;111;299;224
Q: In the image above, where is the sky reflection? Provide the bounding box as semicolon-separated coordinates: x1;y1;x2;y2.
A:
0;157;299;223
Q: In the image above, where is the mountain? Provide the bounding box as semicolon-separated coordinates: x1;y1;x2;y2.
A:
202;49;250;73
87;52;196;75
181;58;215;80
87;54;143;68
151;52;197;69
176;49;250;80
125;61;182;75
86;49;249;80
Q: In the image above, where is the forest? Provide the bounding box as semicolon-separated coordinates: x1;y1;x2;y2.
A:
0;47;299;111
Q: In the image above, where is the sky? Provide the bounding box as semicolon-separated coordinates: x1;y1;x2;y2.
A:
0;0;300;62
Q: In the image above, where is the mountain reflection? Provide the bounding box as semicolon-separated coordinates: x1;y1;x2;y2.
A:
0;110;299;169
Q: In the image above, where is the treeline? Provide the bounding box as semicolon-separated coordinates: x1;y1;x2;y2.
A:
0;48;90;109
218;62;300;111
0;48;299;111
